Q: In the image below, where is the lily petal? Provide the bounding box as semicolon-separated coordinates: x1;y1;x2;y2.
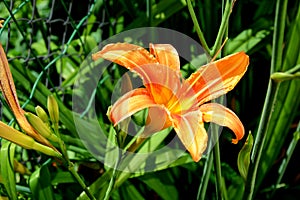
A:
110;88;157;126
142;107;172;137
171;110;208;162
149;43;180;75
92;43;158;70
133;63;181;105
185;52;249;105
200;103;244;144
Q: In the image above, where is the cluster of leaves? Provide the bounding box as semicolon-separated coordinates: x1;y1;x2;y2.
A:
0;0;299;199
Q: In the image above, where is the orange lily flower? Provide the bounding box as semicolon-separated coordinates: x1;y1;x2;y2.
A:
0;44;54;149
92;43;249;162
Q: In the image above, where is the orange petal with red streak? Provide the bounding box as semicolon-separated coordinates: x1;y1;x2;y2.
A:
185;52;249;105
133;63;181;105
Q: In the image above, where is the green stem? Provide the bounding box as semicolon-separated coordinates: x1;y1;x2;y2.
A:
68;163;96;200
0;0;30;36
243;0;288;198
186;0;210;55
213;129;227;200
54;127;96;200
211;0;231;57
197;151;213;200
270;0;288;74
242;81;280;200
212;95;227;200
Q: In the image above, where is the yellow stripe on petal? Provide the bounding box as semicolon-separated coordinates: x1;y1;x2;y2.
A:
171;110;208;162
200;103;244;144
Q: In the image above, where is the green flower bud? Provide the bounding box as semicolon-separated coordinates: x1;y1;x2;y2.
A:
35;106;49;123
237;132;253;181
47;95;59;125
0;121;61;158
25;112;60;143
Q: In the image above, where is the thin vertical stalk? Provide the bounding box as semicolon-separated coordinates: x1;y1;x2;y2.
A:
270;0;288;74
243;0;288;199
243;81;280;200
146;0;152;26
186;0;210;55
212;95;228;200
210;0;231;57
213;129;225;200
197;152;213;200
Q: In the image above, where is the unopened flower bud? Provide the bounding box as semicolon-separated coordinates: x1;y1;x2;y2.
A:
35;106;49;123
47;95;59;125
25;112;59;143
0;121;61;158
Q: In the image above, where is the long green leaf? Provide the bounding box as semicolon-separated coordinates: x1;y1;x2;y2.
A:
0;140;17;200
139;171;178;200
29;160;55;200
225;29;270;54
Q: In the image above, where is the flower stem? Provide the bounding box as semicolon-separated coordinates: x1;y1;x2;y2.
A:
243;0;287;198
197;151;213;200
213;129;228;200
243;80;280;200
68;163;96;200
186;0;210;55
54;127;96;200
211;0;232;57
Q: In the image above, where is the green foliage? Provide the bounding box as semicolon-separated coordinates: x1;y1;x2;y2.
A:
29;160;55;200
0;141;17;200
0;0;299;199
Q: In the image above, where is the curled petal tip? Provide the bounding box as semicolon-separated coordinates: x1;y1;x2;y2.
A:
232;138;239;144
200;103;245;144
